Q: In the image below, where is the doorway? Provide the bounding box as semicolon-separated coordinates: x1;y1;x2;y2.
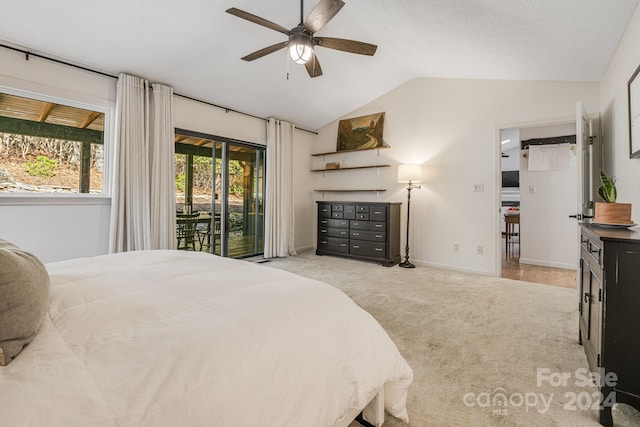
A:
175;129;265;258
213;140;265;258
498;121;579;288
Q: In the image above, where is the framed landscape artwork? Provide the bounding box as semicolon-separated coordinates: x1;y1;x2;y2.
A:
629;63;640;159
336;112;385;152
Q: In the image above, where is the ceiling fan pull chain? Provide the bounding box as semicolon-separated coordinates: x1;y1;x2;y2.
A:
286;50;291;80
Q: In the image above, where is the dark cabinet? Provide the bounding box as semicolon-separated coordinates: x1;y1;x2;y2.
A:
316;201;401;266
578;224;640;426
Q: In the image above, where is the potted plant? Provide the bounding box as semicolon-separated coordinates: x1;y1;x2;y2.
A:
594;170;633;224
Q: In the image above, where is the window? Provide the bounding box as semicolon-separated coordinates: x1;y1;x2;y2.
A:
0;91;105;194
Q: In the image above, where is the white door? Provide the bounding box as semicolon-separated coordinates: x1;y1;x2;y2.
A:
574;102;600;223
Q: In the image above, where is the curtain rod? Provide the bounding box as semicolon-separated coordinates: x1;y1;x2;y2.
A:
0;42;318;135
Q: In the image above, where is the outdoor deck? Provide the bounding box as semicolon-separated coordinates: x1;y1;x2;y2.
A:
186;233;262;258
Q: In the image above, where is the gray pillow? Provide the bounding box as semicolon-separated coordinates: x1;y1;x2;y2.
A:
0;239;49;365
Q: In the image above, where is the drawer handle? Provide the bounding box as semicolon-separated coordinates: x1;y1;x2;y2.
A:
341;222;347;226
322;209;328;212
375;248;382;251
340;232;346;235
353;232;360;236
320;230;327;233
353;245;360;249
340;244;347;247
321;220;328;224
375;224;383;228
373;211;382;214
375;234;382;238
584;293;590;303
320;240;327;244
580;237;588;244
353;222;359;226
589;247;600;254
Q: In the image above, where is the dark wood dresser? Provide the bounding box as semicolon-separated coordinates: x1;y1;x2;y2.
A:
579;223;640;426
316;201;401;266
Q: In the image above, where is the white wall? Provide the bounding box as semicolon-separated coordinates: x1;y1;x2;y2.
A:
314;78;599;274
292;129;314;252
0;48;314;261
0;48;115;262
518;123;577;269
600;4;640;217
173;97;266;146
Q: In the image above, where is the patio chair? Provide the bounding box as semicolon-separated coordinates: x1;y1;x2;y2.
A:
198;215;221;251
176;214;199;250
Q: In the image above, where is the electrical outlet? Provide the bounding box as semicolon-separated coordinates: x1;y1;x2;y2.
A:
453;243;460;252
473;183;484;192
476;245;483;255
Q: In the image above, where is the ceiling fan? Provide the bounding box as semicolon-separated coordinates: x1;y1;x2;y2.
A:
226;0;377;78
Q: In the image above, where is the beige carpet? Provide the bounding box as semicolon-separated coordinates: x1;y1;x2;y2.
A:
261;251;640;427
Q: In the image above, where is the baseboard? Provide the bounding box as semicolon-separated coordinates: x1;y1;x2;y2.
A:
519;258;577;270
294;245;314;255
413;259;495;276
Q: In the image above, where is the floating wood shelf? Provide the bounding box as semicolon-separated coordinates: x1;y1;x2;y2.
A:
311;146;390;157
311;164;390;172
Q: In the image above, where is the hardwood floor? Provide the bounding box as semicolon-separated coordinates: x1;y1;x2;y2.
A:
501;237;576;289
181;232;262;258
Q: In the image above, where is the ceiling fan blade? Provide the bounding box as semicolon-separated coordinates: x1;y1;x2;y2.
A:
316;37;377;56
241;42;288;61
305;53;323;78
304;0;345;33
226;8;290;35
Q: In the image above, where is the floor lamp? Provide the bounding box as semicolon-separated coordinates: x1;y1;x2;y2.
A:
397;164;423;268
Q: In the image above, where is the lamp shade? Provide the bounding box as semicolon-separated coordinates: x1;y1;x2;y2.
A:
397;164;423;183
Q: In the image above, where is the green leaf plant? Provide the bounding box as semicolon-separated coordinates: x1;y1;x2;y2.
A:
597;170;617;203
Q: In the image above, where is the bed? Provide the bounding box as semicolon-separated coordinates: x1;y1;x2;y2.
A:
0;249;413;427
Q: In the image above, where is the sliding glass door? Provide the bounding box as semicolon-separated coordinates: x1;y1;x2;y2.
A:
175;129;265;258
214;140;265;257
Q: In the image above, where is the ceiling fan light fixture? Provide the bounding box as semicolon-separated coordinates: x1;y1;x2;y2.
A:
288;36;313;64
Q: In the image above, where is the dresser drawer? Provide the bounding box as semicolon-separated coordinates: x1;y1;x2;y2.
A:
581;231;602;266
317;236;349;254
350;229;386;242
326;218;349;228
356;213;370;220
319;227;349;238
344;205;356;219
331;211;344;219
319;205;331;218
370;206;387;221
350;240;386;258
332;204;344;212
356;205;370;213
350;220;386;232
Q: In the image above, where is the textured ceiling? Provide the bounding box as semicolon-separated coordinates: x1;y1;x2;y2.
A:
0;0;638;131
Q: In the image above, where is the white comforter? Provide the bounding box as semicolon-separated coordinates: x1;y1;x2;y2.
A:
0;251;412;427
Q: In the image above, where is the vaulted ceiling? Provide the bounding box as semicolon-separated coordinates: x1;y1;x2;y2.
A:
0;1;638;131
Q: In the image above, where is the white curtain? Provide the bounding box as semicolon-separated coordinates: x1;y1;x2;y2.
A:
264;118;297;258
149;84;176;249
109;74;176;253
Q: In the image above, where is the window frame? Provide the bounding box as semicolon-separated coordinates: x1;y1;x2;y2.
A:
0;85;114;204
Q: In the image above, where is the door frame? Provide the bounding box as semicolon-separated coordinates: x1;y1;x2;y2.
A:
494;116;575;277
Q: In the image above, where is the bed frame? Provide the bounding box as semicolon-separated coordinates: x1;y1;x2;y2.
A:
332;388;385;427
